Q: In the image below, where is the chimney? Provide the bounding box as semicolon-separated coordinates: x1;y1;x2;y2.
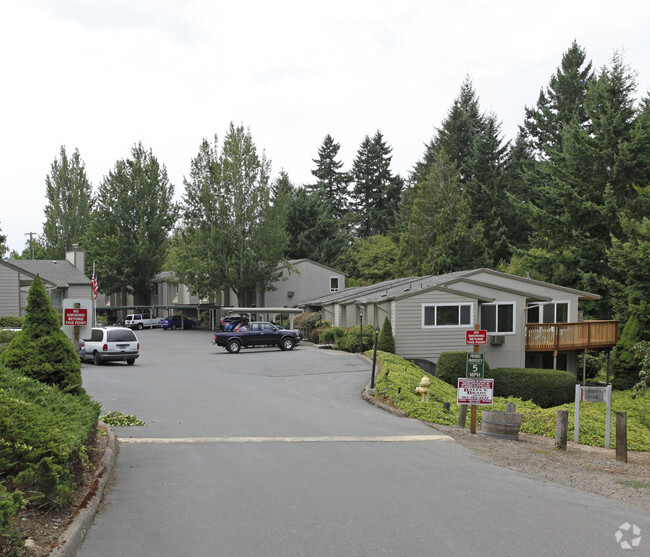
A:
65;245;86;272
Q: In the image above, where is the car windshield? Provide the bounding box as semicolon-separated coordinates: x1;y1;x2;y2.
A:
107;329;137;342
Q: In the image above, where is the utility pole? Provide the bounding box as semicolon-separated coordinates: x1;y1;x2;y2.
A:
24;232;38;259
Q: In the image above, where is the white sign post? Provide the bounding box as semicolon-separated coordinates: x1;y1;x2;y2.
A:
574;384;612;448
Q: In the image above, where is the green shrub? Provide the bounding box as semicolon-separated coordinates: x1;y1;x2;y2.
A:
0;330;20;355
336;325;376;353
489;368;575;408
435;351;491;384
0;482;25;554
0;276;82;393
0;367;100;507
0;316;23;329
377;317;395;353
319;327;346;345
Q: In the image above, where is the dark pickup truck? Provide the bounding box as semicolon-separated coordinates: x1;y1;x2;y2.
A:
213;321;301;353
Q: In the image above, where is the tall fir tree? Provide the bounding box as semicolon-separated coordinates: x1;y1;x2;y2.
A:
308;134;350;219
350;131;403;238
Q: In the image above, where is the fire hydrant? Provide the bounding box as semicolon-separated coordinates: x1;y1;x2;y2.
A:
415;376;431;402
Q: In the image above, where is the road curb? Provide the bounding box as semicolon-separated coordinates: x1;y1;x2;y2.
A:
50;423;118;557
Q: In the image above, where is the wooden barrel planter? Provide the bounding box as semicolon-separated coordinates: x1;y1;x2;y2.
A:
481;410;523;440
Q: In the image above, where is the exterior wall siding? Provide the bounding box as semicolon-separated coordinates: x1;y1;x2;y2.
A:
0;265;20;316
264;261;345;308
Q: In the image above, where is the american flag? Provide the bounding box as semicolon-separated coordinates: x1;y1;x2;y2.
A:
91;262;98;300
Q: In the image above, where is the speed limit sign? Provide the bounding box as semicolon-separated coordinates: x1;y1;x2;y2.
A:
466;353;484;378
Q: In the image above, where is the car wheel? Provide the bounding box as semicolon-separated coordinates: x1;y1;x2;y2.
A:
280;337;295;351
191;323;196;329
137;323;144;330
171;324;177;330
126;359;135;365
93;351;102;365
226;340;241;354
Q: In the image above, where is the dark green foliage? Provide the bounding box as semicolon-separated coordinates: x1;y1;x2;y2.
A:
0;276;82;393
336;325;376;353
0;223;7;260
0;316;23;329
0;366;100;514
350;131;403;238
335;235;399;284
307;134;350;219
42;146;94;259
85;142;178;302
434;352;491;384
488;368;575;408
613;315;645;390
377;317;395;353
0;330;20;355
319;327;346;345
0;483;25;554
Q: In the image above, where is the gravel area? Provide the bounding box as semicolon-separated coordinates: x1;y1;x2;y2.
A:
428;422;650;511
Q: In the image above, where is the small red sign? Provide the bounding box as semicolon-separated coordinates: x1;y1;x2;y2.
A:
64;308;88;326
466;330;487;345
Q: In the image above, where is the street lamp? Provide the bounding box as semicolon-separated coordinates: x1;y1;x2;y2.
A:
370;325;380;390
359;307;364;353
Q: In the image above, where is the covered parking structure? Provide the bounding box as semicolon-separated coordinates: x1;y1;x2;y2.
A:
221;307;304;329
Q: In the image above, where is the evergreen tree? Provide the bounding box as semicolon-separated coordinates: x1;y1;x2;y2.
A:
377;316;395;353
84;142;178;302
0;275;82;393
42;147;94;259
398;152;486;275
308;134;350;219
335;234;399;285
522;40;595;160
350;131;403;238
174;124;287;305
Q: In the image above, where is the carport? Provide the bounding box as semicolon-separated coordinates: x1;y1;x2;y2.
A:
222;307;304;329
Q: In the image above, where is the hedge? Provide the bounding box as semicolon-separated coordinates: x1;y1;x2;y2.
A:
435;351;575;408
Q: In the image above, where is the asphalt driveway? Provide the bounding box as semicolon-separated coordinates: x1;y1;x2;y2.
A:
77;329;648;556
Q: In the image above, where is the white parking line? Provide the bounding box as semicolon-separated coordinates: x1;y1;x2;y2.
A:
119;434;451;444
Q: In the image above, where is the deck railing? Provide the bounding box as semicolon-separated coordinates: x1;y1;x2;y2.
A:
525;321;618;352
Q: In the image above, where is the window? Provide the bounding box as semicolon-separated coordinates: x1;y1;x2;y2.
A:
527;302;569;324
423;304;471;327
480;303;515;334
330;277;340;292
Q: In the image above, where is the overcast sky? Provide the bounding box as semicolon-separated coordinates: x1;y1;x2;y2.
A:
1;0;649;254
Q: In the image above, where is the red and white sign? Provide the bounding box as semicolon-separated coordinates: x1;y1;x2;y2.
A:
457;378;494;405
64;308;88;326
466;329;487;345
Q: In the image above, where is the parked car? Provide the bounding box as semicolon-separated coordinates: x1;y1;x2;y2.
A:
81;327;139;365
78;339;86;360
214;321;301;353
124;313;160;330
159;315;197;330
219;315;248;331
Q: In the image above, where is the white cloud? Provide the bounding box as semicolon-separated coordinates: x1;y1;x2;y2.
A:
1;0;649;253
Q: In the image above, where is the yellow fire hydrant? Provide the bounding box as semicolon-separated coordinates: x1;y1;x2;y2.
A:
415;376;431;402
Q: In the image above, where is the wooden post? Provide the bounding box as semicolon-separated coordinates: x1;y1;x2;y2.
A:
555;409;568;450
470;324;479;434
616;411;628;463
458;405;468;428
506;402;516;413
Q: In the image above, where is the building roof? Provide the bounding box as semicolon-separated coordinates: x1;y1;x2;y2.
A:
5;259;90;287
299;268;601;307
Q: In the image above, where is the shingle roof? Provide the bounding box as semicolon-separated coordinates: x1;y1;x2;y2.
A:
6;259;90;287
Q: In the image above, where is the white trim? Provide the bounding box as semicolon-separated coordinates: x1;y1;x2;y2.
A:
422;303;473;328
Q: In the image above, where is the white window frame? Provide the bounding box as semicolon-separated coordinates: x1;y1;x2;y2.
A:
480;302;516;335
330;276;340;293
422;303;472;328
526;301;570;324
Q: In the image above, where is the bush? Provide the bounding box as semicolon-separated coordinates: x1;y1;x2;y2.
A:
336;325;376;353
294;312;320;340
0;330;20;355
489;368;575;408
377;317;395;353
320;327;346;345
0;276;82;393
435;352;491;384
0;316;23;329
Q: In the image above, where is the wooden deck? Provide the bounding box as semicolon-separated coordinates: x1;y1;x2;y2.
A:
525;321;618;352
